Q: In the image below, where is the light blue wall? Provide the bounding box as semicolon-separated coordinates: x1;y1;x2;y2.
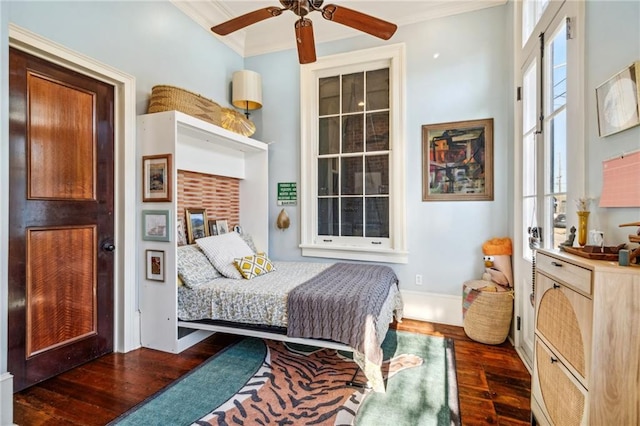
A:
585;1;640;244
250;5;515;296
6;1;244;114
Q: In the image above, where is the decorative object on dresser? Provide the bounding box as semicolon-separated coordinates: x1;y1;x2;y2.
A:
619;221;640;264
185;208;209;244
531;249;640;425
142;210;171;242
142;154;172;202
575;197;592;247
422;118;494;202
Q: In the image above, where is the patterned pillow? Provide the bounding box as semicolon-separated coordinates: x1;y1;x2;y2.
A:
176;245;222;288
234;253;276;280
196;232;254;279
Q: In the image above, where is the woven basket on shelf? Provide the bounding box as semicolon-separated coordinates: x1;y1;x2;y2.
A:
147;85;222;127
462;280;514;345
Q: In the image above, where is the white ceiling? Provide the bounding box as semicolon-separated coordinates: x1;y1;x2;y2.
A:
171;0;506;58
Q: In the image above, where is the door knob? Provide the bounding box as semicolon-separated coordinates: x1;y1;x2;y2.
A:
102;242;116;252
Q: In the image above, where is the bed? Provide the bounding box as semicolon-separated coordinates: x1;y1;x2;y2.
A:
175;232;404;392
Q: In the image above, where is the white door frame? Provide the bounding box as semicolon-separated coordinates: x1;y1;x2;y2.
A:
1;24;139;424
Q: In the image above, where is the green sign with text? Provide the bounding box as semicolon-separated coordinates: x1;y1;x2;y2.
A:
277;182;297;206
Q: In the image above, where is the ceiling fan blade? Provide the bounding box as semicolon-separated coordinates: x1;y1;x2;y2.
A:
322;4;397;40
295;19;316;64
211;7;283;36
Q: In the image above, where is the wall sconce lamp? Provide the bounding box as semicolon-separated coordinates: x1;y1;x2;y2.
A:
232;70;262;119
276;208;290;230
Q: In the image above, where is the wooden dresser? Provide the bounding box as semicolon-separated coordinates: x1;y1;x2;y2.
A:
531;249;640;425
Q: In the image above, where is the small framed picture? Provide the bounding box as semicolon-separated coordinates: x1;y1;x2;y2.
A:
142;154;172;202
145;249;165;282
176;218;187;246
216;219;229;234
208;220;218;236
142;210;170;242
185;208;209;244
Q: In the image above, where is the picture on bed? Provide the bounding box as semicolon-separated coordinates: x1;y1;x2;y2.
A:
145;249;165;281
177;218;187;246
216;219;229;234
208;220;218;236
185;208;209;244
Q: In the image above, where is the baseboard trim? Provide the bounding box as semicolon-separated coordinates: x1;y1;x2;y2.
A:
400;290;463;327
0;372;14;426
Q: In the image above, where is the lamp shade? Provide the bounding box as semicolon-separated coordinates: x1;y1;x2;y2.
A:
232;70;262;111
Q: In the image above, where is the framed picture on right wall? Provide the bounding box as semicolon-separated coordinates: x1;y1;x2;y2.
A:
596;61;640;137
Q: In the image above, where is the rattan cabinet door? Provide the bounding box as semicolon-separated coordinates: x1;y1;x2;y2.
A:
533;338;588;425
535;273;592;387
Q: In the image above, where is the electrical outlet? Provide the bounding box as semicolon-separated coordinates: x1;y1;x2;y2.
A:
415;274;423;285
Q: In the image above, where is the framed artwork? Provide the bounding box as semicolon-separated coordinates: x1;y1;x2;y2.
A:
176;218;187;246
208;220;218;236
142;154;172;202
422;118;494;202
216;219;229;234
596;61;640;137
145;249;165;282
142;210;170;242
185;208;209;244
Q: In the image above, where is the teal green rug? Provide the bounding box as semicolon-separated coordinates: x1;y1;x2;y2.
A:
111;330;460;426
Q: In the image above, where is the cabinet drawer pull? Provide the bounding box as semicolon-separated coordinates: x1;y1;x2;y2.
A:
550;357;558;363
551;261;563;267
553;283;561;289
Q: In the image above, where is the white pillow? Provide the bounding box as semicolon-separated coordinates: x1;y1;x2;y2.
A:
196;232;254;279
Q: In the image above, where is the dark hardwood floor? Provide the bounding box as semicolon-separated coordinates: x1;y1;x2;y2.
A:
13;319;531;425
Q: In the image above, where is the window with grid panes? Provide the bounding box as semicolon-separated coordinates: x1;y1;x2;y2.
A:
300;45;407;263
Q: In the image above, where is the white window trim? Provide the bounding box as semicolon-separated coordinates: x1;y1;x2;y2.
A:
299;43;408;264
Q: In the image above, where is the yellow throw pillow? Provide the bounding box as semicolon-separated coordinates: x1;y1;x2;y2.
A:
234;253;276;280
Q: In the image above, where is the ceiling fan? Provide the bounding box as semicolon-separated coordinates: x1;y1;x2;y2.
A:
211;0;398;64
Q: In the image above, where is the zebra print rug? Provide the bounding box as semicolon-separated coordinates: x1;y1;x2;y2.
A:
111;330;460;426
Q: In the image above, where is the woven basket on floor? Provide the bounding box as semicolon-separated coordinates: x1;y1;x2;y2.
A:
462;280;514;344
147;85;222;127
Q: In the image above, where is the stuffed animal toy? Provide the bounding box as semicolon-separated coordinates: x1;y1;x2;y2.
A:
481;237;513;289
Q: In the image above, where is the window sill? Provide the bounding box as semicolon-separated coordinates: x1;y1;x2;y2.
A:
299;244;408;264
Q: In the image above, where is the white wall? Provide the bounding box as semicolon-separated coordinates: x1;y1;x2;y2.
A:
250;5;515;301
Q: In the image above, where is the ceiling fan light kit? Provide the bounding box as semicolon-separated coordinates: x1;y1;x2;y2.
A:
211;0;398;64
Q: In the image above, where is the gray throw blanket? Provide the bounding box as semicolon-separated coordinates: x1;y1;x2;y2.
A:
287;263;398;368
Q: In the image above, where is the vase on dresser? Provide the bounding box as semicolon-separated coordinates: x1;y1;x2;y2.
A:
576;210;589;246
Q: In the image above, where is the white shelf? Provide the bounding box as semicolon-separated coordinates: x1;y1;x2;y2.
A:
137;110;270;353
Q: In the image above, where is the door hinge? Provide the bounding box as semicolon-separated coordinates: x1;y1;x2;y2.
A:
516;86;522;101
566;17;574;40
516;316;521;331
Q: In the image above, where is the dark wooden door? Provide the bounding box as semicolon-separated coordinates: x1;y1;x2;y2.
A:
8;47;115;391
